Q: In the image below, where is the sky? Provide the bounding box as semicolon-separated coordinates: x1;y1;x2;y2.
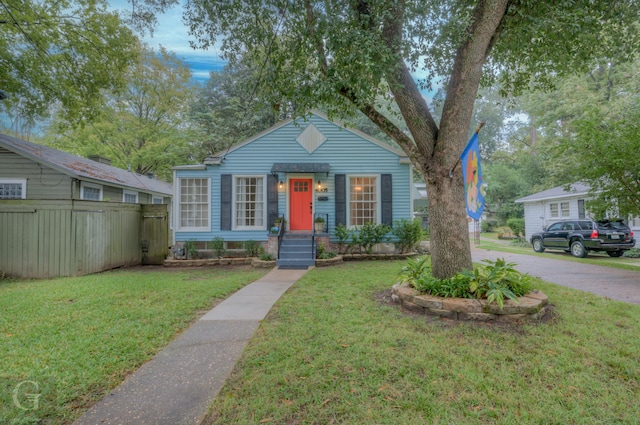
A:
112;1;226;84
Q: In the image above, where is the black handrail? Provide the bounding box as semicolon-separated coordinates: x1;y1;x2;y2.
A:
274;214;285;259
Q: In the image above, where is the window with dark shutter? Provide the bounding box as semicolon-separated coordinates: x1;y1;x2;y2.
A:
381;174;392;226
335;174;346;226
220;174;232;230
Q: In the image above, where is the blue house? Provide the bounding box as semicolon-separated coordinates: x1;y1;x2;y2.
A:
172;111;413;267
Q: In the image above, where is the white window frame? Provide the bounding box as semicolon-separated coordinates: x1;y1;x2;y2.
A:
233;175;267;230
122;190;139;204
80;181;103;201
560;201;570;217
0;178;27;199
177;177;210;232
152;196;164;204
347;174;381;227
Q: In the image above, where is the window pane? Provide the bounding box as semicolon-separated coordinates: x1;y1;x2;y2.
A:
550;203;558;218
83;187;100;201
124;193;137;203
349;176;377;226
235;177;264;227
560;202;570;217
0;183;23;199
179;178;209;229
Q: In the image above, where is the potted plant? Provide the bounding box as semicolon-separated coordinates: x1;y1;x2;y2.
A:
314;216;325;233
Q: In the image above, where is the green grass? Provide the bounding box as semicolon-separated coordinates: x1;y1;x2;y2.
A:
0;266;268;425
476;236;640;272
204;261;640;425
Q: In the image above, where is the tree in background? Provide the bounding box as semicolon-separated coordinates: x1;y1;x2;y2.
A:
136;0;638;278
190;62;289;157
45;44;196;181
0;0;137;133
521;57;640;218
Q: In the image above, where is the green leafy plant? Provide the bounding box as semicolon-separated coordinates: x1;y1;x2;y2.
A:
184;240;198;259
314;216;325;223
507;218;525;239
397;257;431;286
259;252;274;261
623;248;640;258
211;237;225;258
334;223;349;254
244;239;260;257
353;221;392;254
461;258;533;308
392;219;425;253
481;219;498;233
402;257;533;309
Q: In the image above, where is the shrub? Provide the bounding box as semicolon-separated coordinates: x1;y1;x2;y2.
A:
623;248;640;258
211;237;225;258
392;219;425;253
184;240;198;259
244;239;260;257
334;223;349;254
481;218;499;233
506;218;525;238
259;252;274;261
354;221;392;254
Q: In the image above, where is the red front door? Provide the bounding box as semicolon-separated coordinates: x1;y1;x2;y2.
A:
289;179;312;230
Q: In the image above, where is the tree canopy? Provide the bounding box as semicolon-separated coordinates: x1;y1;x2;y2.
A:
0;0;139;126
139;0;640;277
45;44;196;181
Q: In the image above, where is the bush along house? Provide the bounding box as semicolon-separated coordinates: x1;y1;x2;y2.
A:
172;110;414;268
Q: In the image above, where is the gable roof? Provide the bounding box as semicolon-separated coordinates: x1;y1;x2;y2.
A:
206;109;409;162
515;182;591;204
0;133;172;196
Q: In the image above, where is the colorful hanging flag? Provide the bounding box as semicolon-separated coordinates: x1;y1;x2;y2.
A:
460;132;484;220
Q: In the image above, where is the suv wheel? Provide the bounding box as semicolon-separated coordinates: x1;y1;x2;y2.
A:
570;240;588;258
532;238;545;253
607;251;624;258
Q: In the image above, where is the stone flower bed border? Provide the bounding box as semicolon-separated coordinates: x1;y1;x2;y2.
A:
392;283;549;323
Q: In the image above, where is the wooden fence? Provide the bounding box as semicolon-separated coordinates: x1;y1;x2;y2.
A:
0;200;168;279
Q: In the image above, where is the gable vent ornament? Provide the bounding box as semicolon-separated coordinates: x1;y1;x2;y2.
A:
296;124;326;153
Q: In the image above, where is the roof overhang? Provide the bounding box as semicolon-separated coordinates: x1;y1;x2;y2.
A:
271;162;330;174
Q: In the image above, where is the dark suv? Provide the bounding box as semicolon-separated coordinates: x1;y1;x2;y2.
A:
530;219;636;258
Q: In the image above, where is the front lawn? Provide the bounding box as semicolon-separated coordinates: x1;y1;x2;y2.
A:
0;266;267;424
205;261;640;424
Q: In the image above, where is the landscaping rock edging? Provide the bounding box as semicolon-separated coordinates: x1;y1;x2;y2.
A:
391;283;549;323
164;257;254;267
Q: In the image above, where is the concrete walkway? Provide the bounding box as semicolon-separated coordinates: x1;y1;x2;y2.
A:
74;267;308;425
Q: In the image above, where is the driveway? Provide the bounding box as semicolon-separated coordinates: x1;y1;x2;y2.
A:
471;246;640;305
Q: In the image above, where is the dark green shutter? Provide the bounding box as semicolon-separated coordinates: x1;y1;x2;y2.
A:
267;174;278;227
335;174;346;226
220;174;232;230
381;174;392;226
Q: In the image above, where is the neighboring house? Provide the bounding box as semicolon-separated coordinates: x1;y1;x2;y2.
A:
0;133;172;203
0;133;173;278
172;110;413;264
515;182;639;246
413;182;483;233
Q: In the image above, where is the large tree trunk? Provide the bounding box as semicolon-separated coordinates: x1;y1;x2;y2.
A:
381;0;507;278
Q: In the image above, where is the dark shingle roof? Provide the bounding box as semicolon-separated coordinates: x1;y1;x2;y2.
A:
0;133;172;196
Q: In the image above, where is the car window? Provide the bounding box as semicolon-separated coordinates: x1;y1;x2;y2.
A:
562;222;575;230
577;221;592;230
547;222;563;231
597;220;627;230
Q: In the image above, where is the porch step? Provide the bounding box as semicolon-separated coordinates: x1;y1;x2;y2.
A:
277;235;315;269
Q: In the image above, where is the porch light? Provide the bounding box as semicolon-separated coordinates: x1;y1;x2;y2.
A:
278;180;284;190
316;181;322;189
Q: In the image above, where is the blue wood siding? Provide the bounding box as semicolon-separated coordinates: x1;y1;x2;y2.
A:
174;113;412;242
